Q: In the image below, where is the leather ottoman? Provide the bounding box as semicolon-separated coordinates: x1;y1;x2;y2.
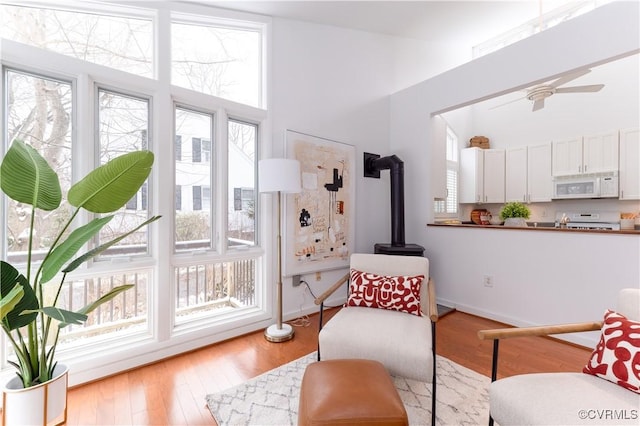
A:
298;359;408;426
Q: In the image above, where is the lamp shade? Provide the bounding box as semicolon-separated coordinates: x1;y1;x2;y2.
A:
259;158;301;193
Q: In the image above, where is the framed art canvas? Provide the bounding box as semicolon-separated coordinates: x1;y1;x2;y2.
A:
283;130;356;276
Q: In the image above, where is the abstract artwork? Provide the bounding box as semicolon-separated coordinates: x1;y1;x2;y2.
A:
284;130;356;276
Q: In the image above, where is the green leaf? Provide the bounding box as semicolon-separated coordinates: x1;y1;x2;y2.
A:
30;307;87;325
40;216;114;284
75;284;134;317
68;151;154;213
62;215;161;273
0;285;24;320
59;284;133;328
0;261;39;330
0;140;61;211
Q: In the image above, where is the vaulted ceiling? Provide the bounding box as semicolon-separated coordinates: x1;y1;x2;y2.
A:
202;1;577;46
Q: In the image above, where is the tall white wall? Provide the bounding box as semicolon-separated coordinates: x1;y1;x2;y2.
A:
269;18;442;319
390;1;640;347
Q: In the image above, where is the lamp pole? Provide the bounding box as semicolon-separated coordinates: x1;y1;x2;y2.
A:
260;158;299;343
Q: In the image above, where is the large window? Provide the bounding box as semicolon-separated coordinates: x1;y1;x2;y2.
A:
175;106;214;251
171;16;262;107
98;88;151;257
1;4;153;77
4;69;72;264
1;1;268;383
227;119;257;247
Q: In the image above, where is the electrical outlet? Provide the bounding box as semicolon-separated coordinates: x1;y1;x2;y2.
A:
483;275;493;287
315;271;322;281
292;275;302;287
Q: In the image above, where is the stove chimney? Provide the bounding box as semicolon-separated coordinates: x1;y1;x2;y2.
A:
364;152;424;256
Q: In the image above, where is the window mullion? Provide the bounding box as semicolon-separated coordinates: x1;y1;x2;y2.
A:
154;8;175;341
217;109;229;255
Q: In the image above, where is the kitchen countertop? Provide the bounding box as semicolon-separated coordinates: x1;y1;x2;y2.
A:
428;222;640;235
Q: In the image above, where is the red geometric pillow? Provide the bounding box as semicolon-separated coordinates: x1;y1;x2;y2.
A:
583;309;640;393
346;269;423;316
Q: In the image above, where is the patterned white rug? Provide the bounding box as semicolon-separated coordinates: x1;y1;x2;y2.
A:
206;352;490;425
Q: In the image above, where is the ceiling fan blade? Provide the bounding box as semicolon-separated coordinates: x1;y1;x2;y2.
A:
555;84;605;93
549;69;591;88
532;98;545;112
489;94;527;110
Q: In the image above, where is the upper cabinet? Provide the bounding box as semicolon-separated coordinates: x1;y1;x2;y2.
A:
552;132;619;176
583;131;619;173
460;148;504;204
505;146;527;202
484;149;505;203
460;147;483;203
527;143;553;202
506;143;552;203
619;128;640;200
552;137;583;176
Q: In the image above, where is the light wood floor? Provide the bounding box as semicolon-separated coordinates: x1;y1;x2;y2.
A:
65;309;592;425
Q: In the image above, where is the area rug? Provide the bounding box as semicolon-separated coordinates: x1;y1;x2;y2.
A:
205;352;490;425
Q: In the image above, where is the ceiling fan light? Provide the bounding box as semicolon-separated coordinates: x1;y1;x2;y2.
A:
526;86;555;101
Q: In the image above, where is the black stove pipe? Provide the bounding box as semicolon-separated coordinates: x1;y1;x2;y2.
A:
365;154;405;247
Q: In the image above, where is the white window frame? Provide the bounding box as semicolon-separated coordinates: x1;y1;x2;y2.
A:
434;125;459;218
0;1;272;386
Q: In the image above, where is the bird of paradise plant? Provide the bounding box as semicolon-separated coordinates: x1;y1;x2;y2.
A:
0;139;160;388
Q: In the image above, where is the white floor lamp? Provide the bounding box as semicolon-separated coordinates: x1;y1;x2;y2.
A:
259;158;301;342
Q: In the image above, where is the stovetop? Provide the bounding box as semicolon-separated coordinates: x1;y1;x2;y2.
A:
555;211;621;230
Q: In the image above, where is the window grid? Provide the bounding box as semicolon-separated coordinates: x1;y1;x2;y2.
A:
1;2;267;377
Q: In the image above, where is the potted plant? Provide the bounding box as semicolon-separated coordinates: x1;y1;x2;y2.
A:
0;139;160;425
499;202;531;227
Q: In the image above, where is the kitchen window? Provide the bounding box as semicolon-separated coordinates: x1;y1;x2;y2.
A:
435;126;459;217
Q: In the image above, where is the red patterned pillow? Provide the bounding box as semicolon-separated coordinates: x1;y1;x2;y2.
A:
346;269;423;316
583;310;640;393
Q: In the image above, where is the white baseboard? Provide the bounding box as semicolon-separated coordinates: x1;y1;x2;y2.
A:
437;297;599;349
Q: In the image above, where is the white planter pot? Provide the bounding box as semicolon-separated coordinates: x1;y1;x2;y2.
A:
504;217;528;227
2;364;68;426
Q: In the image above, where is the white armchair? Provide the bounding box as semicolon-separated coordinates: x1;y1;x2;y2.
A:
314;253;438;424
479;288;640;426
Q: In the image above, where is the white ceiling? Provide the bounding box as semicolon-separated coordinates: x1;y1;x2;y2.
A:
200;0;577;46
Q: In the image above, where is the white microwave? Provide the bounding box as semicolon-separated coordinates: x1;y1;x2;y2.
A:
553;173;618;199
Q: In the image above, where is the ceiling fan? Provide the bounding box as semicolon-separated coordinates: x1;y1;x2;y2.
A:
493;69;605;112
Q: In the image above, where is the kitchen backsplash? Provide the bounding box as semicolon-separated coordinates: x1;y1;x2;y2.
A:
459;199;640;225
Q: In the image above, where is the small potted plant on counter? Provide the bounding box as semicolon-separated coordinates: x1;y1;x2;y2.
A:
499;202;531;227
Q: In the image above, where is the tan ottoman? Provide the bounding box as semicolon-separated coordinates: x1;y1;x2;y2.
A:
298;359;408;426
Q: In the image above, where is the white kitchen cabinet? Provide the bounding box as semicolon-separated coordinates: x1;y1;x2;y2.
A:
552;137;583;176
552;132;618;176
527;143;553;202
483;149;505;203
583;131;618;173
460;147;483;203
619;128;640;200
506;143;552;203
505;146;528;202
460;148;504;204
